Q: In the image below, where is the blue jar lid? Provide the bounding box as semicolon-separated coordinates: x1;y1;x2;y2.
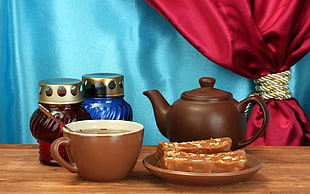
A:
82;73;124;98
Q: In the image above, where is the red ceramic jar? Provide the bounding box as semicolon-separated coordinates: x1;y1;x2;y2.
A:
30;78;91;165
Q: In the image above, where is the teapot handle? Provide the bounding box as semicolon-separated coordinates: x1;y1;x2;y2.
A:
235;96;269;149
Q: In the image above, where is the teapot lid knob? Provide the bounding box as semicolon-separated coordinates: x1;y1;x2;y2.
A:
181;77;232;101
199;77;215;88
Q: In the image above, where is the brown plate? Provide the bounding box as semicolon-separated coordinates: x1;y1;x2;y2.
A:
142;153;263;186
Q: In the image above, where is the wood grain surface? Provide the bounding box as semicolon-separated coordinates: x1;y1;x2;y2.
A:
0;145;309;193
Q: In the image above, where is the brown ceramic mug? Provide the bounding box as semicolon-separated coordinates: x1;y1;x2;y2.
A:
50;120;144;182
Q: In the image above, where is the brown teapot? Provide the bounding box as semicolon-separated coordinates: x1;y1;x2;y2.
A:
143;77;269;150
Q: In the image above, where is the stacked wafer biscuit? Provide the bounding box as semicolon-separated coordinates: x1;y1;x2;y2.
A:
155;137;247;173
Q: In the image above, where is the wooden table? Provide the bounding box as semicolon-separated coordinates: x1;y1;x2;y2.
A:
0;145;309;193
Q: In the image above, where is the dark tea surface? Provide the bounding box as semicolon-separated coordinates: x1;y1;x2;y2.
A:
75;128;131;134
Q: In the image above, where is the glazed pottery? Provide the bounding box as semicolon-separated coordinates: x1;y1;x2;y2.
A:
50;120;144;182
143;77;269;150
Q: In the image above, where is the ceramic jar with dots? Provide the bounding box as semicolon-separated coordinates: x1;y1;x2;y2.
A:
30;78;91;166
82;73;133;121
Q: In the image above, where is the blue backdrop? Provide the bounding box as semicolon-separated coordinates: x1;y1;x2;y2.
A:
1;0;309;144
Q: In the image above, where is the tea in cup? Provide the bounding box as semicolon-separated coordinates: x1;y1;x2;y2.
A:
50;120;144;182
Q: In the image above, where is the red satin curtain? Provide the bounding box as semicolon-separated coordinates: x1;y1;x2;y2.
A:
146;0;310;145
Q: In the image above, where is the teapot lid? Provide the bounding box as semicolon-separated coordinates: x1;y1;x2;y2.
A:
181;77;232;101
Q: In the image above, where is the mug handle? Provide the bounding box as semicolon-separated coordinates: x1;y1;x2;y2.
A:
50;137;79;173
235;96;270;149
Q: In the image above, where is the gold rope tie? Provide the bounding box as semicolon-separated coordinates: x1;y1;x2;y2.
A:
245;70;292;117
255;70;292;100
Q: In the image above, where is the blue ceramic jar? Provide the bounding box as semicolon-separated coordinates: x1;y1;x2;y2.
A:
82;73;133;121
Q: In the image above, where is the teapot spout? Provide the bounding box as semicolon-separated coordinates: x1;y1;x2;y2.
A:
143;90;171;138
